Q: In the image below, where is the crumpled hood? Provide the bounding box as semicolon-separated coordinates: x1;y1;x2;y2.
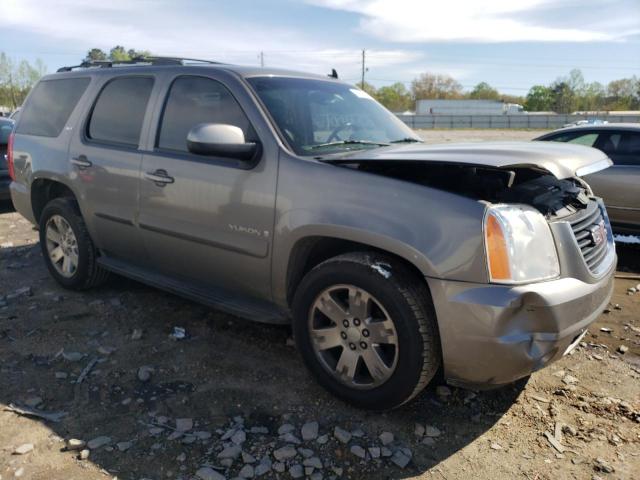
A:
326;141;612;179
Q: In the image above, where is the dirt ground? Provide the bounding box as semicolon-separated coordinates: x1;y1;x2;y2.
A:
1;130;639;480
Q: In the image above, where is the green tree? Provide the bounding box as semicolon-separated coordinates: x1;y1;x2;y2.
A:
0;52;47;109
551;81;574;113
524;85;554;111
411;72;463;100
468;82;499;100
356;81;377;97
109;46;130;61
375;82;412;112
84;48;107;62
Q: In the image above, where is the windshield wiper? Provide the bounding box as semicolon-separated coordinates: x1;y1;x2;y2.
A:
389;137;423;143
309;140;390;150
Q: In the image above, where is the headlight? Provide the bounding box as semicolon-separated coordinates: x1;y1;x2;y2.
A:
484;204;560;284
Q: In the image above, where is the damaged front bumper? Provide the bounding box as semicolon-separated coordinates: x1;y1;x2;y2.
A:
427;263;615;389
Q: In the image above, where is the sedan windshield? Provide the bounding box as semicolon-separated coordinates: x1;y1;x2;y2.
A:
247;77;421;156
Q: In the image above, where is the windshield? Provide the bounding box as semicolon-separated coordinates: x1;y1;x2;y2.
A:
247;77;420;156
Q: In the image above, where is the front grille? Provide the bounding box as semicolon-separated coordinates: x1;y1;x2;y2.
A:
569;201;610;273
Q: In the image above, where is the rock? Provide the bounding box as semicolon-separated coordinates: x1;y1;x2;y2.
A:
594;458;615;473
273;445;297;461
617;345;629;354
614;304;621;310
97;345;116;356
350;445;366;459
87;436;111;450
301;421;319;441
351;428;365;437
170;326;187;340
334;426;352;444
600;327;613;333
316;434;329;445
231;430;246;445
195;467;225;480
280;432;301;444
381;447;393;457
425;426;441;437
278;423;295;435
14;443;34;455
414;423;425;437
627;287;637;294
254;457;272;476
242;452;256;464
303;457;323;469
14;467;24;477
238;465;254;478
369;446;381;458
175;418;193;432
379;431;394;445
217;445;242;460
273;462;286;473
194;431;212;440
390;449;411;468
177;452;186;462
289;464;304;479
62;351;83;362
299;448;314;458
250;426;269;434
422;437;436;446
116;441;132;451
562;375;579;385
131;329;143;340
55;372;68;379
490;442;503;450
66;439;85;451
79;449;90;460
137;365;154;382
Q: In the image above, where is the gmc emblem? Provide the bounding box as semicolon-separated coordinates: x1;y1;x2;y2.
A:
589;220;607;247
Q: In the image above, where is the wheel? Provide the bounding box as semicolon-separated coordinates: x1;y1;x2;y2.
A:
38;197;109;290
292;252;441;410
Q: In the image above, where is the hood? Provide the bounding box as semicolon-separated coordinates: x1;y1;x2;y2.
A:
324;141;612;179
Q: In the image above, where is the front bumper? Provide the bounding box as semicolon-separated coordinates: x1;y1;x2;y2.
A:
427;262;615;389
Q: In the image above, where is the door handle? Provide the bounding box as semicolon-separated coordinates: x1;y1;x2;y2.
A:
144;169;175;186
70;155;92;169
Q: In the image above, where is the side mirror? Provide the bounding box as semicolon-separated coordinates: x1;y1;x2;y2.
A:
187;123;258;161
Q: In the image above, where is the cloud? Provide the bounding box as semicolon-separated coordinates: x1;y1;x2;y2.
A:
1;0;425;81
307;0;636;42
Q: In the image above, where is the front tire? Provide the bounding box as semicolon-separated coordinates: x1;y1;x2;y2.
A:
292;252;440;410
39;197;109;290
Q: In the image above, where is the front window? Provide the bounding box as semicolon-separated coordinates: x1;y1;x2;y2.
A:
247;77;420;156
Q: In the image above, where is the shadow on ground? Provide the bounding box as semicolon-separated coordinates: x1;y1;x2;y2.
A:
0;235;530;479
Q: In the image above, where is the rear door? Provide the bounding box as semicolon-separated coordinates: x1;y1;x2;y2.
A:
585;131;640;229
137;72;278;301
68;75;156;262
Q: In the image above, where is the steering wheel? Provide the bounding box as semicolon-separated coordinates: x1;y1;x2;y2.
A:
327;122;354;142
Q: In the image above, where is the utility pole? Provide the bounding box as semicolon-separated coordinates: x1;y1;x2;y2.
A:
360;49;366;88
260;51;264;68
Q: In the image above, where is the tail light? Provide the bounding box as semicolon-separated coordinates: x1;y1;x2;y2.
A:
7;131;15;180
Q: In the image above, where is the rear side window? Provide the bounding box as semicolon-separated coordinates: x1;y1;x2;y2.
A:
17;78;90;137
88;77;153;147
566;133;598;147
157;76;253;153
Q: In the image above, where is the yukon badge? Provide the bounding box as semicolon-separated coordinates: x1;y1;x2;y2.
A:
228;224;269;237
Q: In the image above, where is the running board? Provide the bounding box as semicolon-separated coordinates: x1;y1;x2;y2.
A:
97;256;290;324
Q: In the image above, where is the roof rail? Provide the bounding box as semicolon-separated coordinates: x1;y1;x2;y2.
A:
57;56;222;72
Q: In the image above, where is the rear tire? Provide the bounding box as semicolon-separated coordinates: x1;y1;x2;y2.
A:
292;252;440;410
39;197;109;290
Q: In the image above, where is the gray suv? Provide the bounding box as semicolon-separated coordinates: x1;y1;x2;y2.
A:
8;58;616;409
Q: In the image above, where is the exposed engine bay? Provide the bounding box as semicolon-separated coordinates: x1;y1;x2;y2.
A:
335;161;592;218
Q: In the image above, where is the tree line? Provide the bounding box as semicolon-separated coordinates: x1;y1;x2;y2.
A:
2;47;639;115
360;69;640;113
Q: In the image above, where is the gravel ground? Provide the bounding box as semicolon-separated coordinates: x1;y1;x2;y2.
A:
1;130;639;480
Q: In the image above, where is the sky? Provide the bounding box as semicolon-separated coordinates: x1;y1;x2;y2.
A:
1;0;639;95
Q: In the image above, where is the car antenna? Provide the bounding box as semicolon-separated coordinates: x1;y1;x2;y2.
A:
328;69;338;79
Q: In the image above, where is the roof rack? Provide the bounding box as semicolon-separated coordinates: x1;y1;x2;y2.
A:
57;56;222;72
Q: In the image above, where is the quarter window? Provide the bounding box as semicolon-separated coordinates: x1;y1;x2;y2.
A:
566;133;598;147
88;77;154;147
16;78;90;137
157;76;253;153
